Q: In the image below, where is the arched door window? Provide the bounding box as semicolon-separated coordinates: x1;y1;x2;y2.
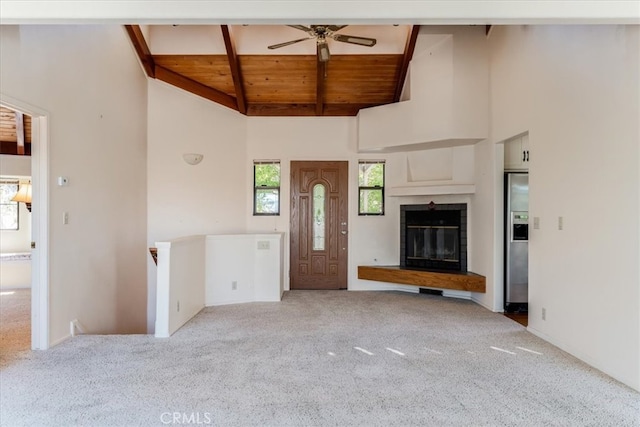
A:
312;183;326;251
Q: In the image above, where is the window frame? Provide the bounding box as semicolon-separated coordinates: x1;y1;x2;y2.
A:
358;160;385;216
253;160;281;216
0;179;20;231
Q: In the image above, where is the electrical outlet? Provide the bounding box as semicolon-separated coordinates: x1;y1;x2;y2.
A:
177;300;180;312
533;217;540;230
232;281;237;290
542;307;546;320
62;212;69;225
558;216;563;230
257;241;270;250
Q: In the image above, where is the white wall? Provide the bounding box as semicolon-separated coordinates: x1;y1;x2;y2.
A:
206;233;283;305
0;154;30;176
0;258;31;289
358;26;489;152
490;25;640;391
147;80;246;332
0;25;148;341
470;139;504;311
155;235;205;338
154;233;281;337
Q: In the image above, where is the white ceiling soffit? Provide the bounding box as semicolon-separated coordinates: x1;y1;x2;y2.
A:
1;1;639;24
149;25;410;55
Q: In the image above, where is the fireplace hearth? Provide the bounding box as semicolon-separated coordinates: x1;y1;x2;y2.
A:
400;203;467;272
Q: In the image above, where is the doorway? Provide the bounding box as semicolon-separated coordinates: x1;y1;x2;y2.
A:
502;134;530;327
0;95;50;350
290;161;348;290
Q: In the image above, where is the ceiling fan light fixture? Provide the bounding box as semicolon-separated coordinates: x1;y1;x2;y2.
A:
269;25;376;62
318;42;330;62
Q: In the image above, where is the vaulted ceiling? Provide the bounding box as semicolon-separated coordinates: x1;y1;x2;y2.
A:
125;24;420;117
0;25;420;157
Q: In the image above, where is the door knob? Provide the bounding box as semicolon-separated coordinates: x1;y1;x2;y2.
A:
341;231;347;235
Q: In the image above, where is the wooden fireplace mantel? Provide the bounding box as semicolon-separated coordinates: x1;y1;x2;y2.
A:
358;265;486;293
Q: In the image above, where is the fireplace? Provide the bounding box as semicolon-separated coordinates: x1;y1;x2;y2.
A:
400;203;467;272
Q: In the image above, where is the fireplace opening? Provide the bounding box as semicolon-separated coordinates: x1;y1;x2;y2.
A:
400;204;467;272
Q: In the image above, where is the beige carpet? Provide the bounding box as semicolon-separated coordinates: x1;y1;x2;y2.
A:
0;288;31;368
1;290;638;426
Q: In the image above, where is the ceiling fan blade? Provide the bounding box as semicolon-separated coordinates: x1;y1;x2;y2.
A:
288;25;313;33
332;34;377;47
267;37;312;50
327;25;348;32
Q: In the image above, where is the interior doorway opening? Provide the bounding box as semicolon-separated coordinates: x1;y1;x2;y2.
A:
0;95;50;351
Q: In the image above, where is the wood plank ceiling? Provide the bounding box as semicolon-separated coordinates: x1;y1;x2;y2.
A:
125;25;420;117
0;107;32;156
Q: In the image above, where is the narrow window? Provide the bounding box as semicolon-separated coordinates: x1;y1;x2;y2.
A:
358;161;385;215
0;180;19;230
312;183;326;251
253;161;280;215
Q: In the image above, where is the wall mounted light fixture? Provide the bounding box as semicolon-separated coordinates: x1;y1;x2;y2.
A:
183;153;204;165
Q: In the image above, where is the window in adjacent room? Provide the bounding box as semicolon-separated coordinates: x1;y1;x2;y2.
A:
358;160;385;215
254;160;280;215
0;179;19;230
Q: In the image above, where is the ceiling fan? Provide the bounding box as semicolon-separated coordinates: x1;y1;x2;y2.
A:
267;25;377;62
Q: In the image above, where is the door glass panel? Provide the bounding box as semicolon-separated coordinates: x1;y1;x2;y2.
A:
313;184;325;251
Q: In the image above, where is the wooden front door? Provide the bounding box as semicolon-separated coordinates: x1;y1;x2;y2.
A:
290;161;348;289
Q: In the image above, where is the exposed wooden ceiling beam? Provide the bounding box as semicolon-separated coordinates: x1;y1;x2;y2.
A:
14;112;25;155
121;25;410;118
155;65;238;111
221;25;247;115
393;25;420;103
246;103;377;117
316;46;325;116
0;141;31;156
124;25;155;78
248;103;316;116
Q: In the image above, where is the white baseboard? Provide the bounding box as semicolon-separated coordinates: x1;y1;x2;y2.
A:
527;326;639;392
442;290;472;300
349;285;421;293
471;295;499;312
49;334;70;348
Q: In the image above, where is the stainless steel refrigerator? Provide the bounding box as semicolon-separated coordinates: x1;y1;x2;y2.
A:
504;173;529;312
